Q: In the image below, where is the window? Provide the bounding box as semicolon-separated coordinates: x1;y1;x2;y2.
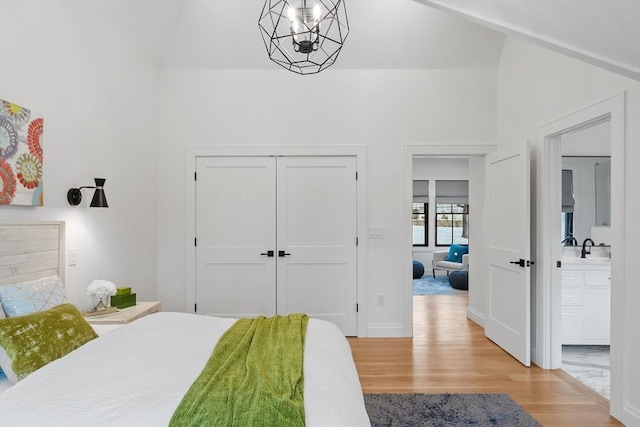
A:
561;212;574;243
412;202;428;246
435;180;469;246
412;180;429;246
561;169;575;243
436;203;469;246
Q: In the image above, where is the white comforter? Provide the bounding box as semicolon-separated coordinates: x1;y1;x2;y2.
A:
0;312;370;427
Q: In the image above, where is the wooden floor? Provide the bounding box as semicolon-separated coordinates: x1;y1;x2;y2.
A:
348;295;622;427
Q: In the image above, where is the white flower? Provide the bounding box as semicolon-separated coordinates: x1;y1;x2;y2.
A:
86;279;117;296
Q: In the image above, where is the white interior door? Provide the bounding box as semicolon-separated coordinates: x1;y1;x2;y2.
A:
276;157;358;335
195;156;277;317
485;145;531;366
195;155;358;335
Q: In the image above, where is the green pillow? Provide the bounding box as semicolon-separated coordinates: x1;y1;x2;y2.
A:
0;303;98;383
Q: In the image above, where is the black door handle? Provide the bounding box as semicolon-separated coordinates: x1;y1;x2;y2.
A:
260;250;274;257
278;250;291;257
510;259;525;267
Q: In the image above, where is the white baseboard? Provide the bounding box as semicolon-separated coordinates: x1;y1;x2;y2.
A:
466;306;484;327
366;323;407;337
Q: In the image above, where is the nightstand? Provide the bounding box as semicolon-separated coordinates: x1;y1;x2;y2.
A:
85;301;161;325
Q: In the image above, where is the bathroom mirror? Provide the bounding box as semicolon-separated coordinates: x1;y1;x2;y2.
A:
561;120;611;244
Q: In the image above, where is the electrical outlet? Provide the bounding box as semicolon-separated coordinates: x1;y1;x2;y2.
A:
376;294;385;307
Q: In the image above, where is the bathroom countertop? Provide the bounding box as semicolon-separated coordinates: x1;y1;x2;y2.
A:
562;256;611;266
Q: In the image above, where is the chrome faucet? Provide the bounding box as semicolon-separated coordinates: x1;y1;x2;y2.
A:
581;238;595;258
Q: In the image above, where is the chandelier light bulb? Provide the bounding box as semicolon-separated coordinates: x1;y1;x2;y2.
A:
288;6;297;22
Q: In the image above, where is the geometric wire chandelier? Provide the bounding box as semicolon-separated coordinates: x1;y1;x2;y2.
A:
258;0;349;75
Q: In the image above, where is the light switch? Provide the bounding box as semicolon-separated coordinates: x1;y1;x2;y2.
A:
369;227;385;239
69;248;78;266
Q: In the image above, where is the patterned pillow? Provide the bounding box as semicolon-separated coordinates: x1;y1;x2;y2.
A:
0;303;98;383
0;275;67;317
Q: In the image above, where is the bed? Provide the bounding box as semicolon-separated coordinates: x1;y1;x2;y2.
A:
0;222;371;426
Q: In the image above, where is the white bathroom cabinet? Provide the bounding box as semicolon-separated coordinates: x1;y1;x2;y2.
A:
561;264;611;344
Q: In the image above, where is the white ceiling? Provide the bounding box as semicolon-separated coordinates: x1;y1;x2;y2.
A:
89;0;639;79
419;0;640;80
90;0;506;70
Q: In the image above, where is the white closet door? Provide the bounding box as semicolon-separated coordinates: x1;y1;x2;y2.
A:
195;156;276;317
276;156;358;335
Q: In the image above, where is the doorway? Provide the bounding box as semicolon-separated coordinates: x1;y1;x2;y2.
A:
536;93;625;419
402;145;495;337
411;156;470;298
185;146;369;337
559;119;612;399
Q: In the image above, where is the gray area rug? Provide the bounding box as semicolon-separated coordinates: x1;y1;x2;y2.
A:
364;393;541;427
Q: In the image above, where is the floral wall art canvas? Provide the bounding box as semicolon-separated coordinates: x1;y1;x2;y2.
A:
0;99;44;206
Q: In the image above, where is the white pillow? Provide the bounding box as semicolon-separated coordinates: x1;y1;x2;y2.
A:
0;275;67;317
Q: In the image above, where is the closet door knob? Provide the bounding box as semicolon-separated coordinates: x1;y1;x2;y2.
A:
278;251;291;257
509;259;525;267
260;251;274;257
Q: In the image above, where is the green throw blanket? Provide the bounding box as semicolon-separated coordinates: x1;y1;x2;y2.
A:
170;314;309;427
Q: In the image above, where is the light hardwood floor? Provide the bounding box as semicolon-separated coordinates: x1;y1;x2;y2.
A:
348;295;621;427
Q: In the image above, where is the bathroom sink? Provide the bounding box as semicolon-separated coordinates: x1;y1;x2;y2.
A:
562;256;611;265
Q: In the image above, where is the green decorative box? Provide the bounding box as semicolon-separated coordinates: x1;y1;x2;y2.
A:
116;287;131;296
110;293;136;309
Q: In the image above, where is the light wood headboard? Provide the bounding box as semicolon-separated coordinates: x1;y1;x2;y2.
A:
0;222;65;286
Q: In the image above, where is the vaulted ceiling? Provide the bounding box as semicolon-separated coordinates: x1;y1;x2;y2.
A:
90;0;639;80
419;0;640;80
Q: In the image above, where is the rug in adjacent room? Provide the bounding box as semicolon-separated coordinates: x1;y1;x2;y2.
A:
364;393;541;427
413;276;467;296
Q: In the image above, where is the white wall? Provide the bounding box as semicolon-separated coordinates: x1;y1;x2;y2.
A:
497;36;640;426
1;1;636;421
467;156;486;325
156;68;497;335
0;1;160;309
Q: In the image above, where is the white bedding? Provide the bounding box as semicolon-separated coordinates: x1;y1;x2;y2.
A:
0;312;370;427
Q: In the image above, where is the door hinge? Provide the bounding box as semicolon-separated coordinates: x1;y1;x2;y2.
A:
356;237;359;246
194;171;197;181
557;260;562;268
356;303;359;312
194;237;197;247
194;303;197;313
355;171;358;180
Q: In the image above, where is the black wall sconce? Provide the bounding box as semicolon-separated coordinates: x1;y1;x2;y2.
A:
67;178;108;207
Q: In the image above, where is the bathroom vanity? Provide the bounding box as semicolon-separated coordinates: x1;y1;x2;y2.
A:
561;252;611;345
